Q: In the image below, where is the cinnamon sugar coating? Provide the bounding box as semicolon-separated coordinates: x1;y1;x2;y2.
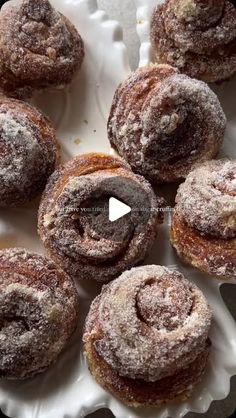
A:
84;265;212;406
0;0;84;98
0;96;59;207
171;159;236;279
150;0;236;82
108;64;226;183
0;248;79;379
38;153;164;283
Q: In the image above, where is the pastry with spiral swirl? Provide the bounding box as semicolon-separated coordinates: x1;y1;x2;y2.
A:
38;153;164;283
0;0;84;98
108;64;226;183
83;265;212;407
0;95;59;207
0;248;79;380
150;0;236;83
171;159;236;279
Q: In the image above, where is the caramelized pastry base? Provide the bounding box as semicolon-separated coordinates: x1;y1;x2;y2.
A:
84;338;210;407
171;213;236;280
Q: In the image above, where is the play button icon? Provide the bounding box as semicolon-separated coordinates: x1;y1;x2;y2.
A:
75;174;158;243
109;197;131;222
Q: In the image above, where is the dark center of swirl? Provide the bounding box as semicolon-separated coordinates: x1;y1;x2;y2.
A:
0;316;30;336
136;277;193;331
0;290;42;338
145;109;201;165
143;77;207;167
56;173;155;262
77;195;133;243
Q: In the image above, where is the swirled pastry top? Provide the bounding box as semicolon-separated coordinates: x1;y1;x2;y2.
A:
165;0;236;53
0;0;84;97
150;0;236;82
175;159;236;239
108;64;226;183
38;153;164;283
0;96;58;207
0;248;78;379
84;265;212;382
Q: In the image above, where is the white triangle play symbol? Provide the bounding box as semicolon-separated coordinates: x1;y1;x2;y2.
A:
109;197;131;222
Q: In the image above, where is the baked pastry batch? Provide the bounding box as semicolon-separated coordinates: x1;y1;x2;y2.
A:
0;0;235;410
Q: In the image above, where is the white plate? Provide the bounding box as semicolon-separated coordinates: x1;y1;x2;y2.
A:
134;0;236;417
1;1;236;418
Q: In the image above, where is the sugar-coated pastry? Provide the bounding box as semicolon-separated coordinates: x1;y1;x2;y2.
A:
83;265;212;407
0;96;59;207
0;248;79;379
150;0;236;83
38;153;164;283
108;64;226;183
171;159;236;279
0;0;84;98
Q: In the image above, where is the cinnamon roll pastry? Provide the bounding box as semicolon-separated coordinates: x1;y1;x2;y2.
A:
108;64;226;183
83;265;212;407
0;96;58;207
171;159;236;279
38;153;164;283
150;0;236;83
0;0;84;98
0;248;79;379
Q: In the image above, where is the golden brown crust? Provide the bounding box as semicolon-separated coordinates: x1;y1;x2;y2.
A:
0;248;79;380
84;337;210;407
38;153;164;283
83;265;212;406
108;64;226;183
150;0;236;83
0;0;84;98
0;95;59;207
171;212;236;279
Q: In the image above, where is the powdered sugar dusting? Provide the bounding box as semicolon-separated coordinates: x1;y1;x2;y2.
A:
108;64;226;183
0;0;84;97
175;159;236;239
150;0;236;82
0;96;58;207
84;265;212;382
0;248;78;379
0;111;40;183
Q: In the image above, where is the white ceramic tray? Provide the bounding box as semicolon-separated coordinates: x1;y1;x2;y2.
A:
1;1;236;418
